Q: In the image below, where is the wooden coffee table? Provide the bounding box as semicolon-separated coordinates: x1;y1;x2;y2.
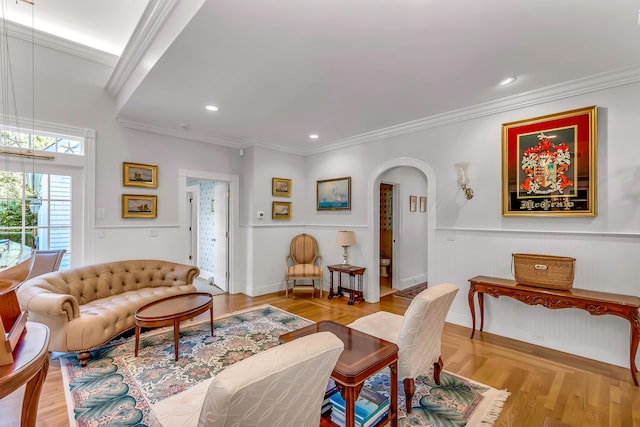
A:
134;292;213;361
279;320;398;427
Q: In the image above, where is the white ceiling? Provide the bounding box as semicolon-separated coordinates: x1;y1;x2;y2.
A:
4;0;640;154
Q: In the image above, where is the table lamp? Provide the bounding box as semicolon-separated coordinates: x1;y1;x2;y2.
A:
336;230;356;265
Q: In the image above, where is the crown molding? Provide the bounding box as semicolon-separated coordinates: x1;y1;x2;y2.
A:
303;66;640;156
116;117;244;149
2;20;117;67
118;65;640;157
105;0;180;96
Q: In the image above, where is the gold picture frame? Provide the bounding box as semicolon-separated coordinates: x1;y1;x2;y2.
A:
122;194;157;218
272;177;292;197
502;106;597;216
123;162;158;188
272;201;291;220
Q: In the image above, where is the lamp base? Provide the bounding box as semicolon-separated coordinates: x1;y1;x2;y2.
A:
342;246;350;265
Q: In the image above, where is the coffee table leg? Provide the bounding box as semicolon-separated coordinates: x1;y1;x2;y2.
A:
173;319;180;361
390;360;398;427
134;325;140;357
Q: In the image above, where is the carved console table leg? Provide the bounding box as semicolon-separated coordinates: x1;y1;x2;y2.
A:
468;286;477;339
629;309;639;386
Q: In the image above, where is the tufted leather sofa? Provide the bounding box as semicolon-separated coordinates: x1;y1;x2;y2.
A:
17;259;199;365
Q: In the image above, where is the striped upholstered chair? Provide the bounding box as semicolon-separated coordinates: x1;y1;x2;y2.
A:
285;233;323;299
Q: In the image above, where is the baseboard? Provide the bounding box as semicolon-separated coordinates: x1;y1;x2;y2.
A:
399;273;427;290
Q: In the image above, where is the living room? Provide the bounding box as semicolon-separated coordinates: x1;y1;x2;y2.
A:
1;1;639;425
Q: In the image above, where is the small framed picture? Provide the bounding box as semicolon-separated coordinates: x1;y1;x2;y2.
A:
272;201;291;220
409;195;417;212
420;196;427;212
122;194;157;218
272;177;292;197
123;162;158;188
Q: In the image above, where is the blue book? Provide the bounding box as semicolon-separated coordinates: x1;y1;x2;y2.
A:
329;387;389;426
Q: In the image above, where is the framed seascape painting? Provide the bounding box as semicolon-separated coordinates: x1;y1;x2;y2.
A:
502;106;597;217
272;177;292;197
122;194;157;218
317;177;351;211
123;162;158;188
272;201;291;219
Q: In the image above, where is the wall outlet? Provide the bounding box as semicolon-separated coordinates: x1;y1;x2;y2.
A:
531;333;544;342
149;229;158;237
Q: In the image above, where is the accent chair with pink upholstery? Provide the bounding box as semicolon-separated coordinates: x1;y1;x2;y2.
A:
347;282;459;413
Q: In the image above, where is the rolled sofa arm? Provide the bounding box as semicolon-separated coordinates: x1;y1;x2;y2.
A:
17;278;80;322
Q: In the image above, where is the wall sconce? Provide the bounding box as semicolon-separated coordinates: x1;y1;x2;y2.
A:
336;230;356;265
455;163;474;199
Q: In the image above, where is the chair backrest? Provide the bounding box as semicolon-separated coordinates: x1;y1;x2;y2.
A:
25;249;66;280
289;233;319;265
397;282;459;378
198;331;344;427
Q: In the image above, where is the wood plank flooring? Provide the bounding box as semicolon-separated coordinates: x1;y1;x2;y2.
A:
1;290;639;426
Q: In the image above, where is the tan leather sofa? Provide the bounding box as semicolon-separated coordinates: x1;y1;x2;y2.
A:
17;259;199;365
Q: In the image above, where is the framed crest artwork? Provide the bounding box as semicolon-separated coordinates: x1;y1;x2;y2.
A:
502;106;597;217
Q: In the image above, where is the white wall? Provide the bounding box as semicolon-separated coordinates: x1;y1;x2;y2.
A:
9;33;640;371
300;81;640;370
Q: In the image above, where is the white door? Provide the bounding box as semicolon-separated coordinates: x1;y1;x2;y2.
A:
213;182;229;291
186;186;199;266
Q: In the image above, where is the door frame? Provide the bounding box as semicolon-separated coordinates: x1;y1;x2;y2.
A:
367;157;436;303
179;169;239;294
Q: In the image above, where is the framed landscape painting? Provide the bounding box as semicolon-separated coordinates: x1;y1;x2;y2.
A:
317;177;351;210
123;162;158;188
122;194;157;218
272;177;292;197
502;106;597;217
272;201;291;219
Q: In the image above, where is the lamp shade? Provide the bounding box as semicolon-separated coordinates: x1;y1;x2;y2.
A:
336;230;356;247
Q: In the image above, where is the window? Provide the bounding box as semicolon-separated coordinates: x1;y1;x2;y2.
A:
1;122;93;270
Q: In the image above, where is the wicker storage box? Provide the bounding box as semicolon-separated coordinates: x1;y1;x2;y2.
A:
512;253;575;290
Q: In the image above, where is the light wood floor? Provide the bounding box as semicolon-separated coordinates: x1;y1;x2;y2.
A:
2;291;639;427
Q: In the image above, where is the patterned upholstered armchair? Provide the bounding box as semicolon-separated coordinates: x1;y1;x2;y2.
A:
347;283;459;413
285;233;323;299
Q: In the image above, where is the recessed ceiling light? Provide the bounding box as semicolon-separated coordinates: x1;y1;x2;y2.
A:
309;134;319;139
205;105;219;112
498;76;517;86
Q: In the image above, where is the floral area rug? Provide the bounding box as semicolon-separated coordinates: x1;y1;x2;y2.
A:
60;304;509;426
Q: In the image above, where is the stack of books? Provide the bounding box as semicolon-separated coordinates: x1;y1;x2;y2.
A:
322;380;339;418
326;383;389;427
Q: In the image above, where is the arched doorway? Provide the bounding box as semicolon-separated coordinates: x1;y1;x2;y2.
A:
366;157;436;302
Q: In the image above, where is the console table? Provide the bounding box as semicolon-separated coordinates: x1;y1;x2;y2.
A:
327;264;365;305
468;275;640;386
